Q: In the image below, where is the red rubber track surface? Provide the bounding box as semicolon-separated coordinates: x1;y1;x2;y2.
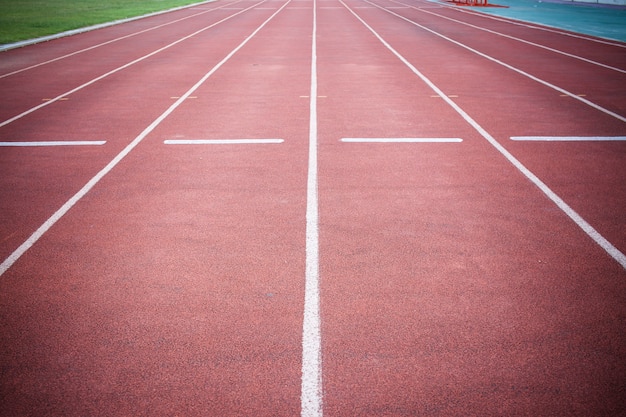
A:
0;0;625;415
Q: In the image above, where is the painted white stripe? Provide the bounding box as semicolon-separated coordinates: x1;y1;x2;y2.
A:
164;139;284;144
0;141;106;146
301;0;323;415
511;136;626;142
0;0;292;278
341;137;462;143
341;0;626;270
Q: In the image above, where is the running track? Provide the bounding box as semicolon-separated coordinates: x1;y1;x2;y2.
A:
1;0;625;415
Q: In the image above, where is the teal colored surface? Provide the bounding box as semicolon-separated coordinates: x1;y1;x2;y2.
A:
471;0;626;42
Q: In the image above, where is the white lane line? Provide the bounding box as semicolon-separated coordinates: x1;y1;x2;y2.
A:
341;0;626;270
0;141;106;146
511;136;626;142
0;0;268;129
164;139;284;144
301;0;322;415
0;0;293;278
365;0;626;123
341;137;462;143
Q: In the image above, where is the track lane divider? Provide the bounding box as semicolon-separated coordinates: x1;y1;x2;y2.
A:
0;0;293;277
301;0;323;415
511;136;626;142
341;137;462;143
340;0;626;270
164;139;284;144
363;0;626;123
0;0;269;129
0;141;106;146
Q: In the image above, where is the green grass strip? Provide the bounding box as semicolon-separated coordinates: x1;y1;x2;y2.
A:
0;0;208;44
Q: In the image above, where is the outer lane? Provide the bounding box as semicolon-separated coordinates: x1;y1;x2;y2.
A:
348;0;626;253
0;1;284;262
0;0;258;122
1;2;312;415
317;0;626;415
396;0;626;69
365;0;626;117
0;0;243;75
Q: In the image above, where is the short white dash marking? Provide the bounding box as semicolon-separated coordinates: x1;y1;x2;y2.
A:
341;138;462;143
0;141;106;146
511;136;626;142
164;139;283;145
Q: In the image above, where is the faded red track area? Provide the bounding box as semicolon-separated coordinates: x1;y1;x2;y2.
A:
1;0;625;415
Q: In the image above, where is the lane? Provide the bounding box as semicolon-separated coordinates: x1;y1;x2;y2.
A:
402;0;626;65
0;1;284;262
316;0;626;415
387;0;626;76
349;0;626;253
1;1;313;415
364;0;626;121
0;0;262;123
